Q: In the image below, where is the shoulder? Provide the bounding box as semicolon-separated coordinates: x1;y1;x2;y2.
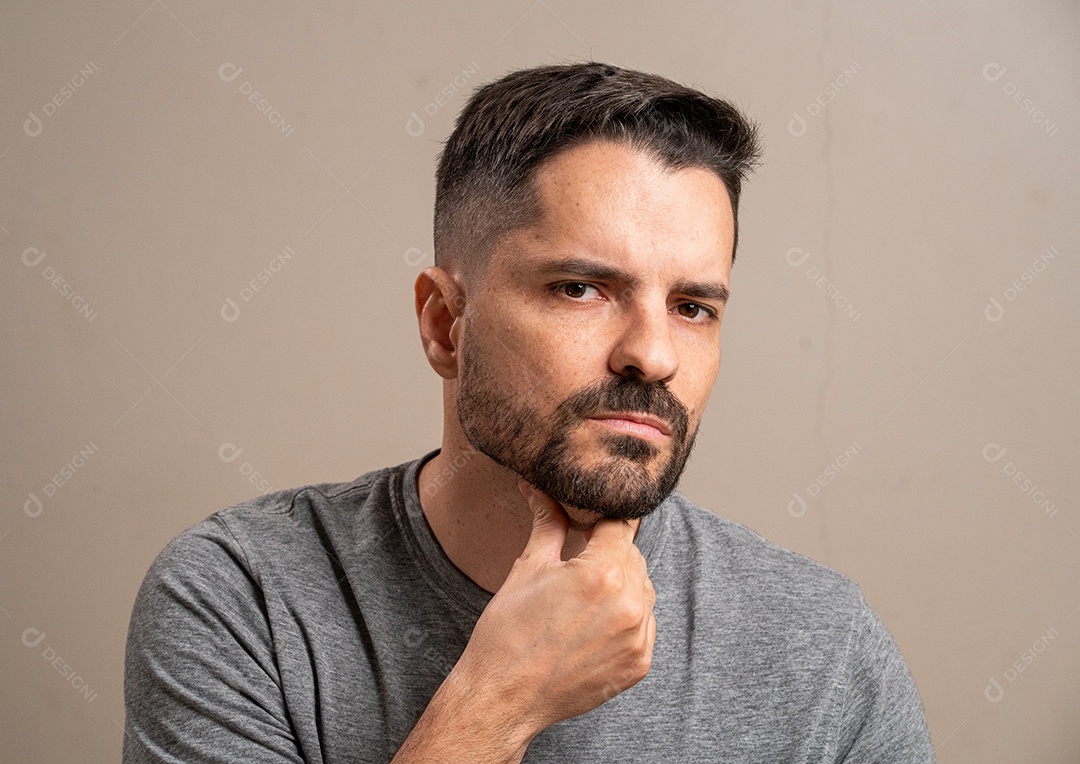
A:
658;493;934;756
127;462;407;678
651;491;870;654
122;469;408;763
138;461;405;597
661;491;861;610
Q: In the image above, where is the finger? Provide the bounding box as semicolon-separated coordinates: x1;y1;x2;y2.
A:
644;574;656;611
642;611;657;664
518;480;569;564
577;515;637;560
625;611;656;693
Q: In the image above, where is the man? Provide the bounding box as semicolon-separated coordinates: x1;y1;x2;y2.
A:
124;62;935;762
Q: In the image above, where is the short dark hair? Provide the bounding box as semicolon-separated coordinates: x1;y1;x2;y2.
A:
433;61;761;277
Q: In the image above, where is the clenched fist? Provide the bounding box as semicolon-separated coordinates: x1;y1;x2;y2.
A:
392;481;658;763
454;480;658;735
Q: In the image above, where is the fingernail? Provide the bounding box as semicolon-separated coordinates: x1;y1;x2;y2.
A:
517;482;534;500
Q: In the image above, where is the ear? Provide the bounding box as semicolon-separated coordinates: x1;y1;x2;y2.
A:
415;266;466;380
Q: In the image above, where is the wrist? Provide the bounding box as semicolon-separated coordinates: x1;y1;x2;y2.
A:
441;662;538;753
392;663;537;763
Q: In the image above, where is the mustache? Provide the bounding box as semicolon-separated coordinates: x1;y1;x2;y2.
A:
553;375;690;441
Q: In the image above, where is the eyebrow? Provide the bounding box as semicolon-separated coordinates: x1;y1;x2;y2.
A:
533;257;730;303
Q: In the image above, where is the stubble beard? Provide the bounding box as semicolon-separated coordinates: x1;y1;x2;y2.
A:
455;335;698;519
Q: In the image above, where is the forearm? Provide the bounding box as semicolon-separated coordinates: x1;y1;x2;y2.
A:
390;667;536;764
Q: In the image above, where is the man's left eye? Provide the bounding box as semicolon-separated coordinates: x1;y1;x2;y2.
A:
561;283;596;299
677;302;712;320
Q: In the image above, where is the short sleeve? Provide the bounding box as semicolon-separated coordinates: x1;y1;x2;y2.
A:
122;517;306;763
832;592;935;763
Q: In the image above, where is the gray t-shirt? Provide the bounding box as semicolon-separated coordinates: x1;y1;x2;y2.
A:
123;450;935;762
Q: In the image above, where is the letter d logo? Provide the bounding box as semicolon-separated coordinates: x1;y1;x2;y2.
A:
788;492;807;518
405;112;425;138
984;677;1005;703
786;247;811;267
787;112;807;138
24;492;43;518
984;297;1004;322
220;297;240;322
403;247;426;266
982;63;1007;83
218;62;243;82
22;628;46;648
218;443;243;463
24;112;43;138
982;443;1007;463
22;247;46;268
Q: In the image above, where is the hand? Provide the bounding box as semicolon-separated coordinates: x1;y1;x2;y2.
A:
450;480;658;741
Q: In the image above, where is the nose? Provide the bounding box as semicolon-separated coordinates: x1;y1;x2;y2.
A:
608;298;679;383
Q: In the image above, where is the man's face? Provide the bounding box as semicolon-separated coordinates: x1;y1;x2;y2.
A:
454;140;735;521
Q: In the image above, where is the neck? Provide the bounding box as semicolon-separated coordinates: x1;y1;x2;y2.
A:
416;431;641;594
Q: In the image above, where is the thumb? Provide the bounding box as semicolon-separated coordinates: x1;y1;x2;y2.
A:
518;480;568;564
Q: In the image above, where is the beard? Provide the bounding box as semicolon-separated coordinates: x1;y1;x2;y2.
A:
455;333;698;519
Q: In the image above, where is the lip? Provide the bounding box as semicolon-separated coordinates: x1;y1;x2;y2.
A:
588;412;672;438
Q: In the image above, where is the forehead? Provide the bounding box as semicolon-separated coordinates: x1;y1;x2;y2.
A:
495;140;735;284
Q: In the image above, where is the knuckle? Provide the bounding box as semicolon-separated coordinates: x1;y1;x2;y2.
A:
608;600;645;635
589;563;625;593
621;600;646;626
634;650;653;678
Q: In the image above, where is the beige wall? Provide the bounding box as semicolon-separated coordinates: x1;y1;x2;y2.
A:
2;1;1078;761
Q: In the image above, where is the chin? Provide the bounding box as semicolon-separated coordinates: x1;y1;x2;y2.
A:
560;488;667;525
562;508;604;533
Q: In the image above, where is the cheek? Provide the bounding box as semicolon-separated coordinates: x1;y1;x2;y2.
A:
684;395;711;429
678;345;720;418
501;307;600;367
469;315;579;411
